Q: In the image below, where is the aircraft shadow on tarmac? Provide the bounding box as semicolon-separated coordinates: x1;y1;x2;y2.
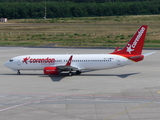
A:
41;72;140;82
80;72;140;78
1;73;43;76
1;73;65;82
1;72;140;82
41;73;69;82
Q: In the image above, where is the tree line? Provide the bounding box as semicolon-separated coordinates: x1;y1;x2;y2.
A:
0;0;159;19
0;0;155;3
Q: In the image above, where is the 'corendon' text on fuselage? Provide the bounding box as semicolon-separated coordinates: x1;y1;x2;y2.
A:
23;57;55;64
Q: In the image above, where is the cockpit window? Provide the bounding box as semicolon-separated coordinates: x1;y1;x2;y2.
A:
9;59;13;62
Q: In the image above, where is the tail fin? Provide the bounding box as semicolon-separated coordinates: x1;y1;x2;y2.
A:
111;25;148;55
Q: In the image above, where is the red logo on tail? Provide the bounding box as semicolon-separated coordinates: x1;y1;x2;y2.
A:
126;27;145;54
111;25;147;55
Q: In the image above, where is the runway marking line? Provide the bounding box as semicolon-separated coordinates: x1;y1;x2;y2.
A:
0;94;61;112
1;97;29;106
0;92;159;99
103;99;158;120
0;92;159;117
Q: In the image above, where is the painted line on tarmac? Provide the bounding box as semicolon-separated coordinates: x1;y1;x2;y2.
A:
0;92;159;99
0;94;61;112
1;97;29;106
103;99;158;120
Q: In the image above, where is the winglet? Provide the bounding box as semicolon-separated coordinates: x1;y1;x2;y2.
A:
65;55;73;66
111;25;148;55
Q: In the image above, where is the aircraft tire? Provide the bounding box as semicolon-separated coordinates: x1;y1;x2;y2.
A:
76;70;81;75
68;72;73;76
17;70;20;75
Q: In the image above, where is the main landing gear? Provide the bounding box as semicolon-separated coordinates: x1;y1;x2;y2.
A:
68;71;73;76
76;70;81;75
17;70;21;75
68;70;81;76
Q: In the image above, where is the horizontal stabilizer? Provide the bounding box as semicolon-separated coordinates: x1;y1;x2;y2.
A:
143;51;156;57
113;47;119;52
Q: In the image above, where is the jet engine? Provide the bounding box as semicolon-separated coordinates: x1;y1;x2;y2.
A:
44;67;59;75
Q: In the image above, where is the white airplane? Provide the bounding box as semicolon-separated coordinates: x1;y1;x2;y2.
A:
4;25;155;76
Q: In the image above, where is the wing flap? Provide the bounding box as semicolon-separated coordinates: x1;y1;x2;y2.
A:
53;55;83;71
57;65;78;71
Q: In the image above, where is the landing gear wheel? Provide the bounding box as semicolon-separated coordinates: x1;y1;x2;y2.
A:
17;70;20;75
68;72;73;76
76;70;81;75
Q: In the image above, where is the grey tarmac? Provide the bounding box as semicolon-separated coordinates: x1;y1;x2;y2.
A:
0;47;160;120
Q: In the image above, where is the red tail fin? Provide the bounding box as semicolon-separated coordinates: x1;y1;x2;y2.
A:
111;25;148;55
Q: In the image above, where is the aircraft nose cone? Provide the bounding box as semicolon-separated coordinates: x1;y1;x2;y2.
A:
4;62;9;68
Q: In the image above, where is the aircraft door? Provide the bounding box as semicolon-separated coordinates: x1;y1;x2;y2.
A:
17;60;21;66
116;57;121;65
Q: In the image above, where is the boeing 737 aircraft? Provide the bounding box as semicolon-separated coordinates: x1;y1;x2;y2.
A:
4;25;155;76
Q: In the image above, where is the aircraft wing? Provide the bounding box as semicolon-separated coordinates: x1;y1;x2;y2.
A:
56;65;78;71
52;55;83;71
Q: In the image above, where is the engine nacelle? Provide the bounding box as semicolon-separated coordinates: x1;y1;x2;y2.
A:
44;67;59;75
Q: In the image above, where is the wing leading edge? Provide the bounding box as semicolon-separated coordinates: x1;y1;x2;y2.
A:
56;55;78;71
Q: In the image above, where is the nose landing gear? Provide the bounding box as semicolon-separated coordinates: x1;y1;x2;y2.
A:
17;70;21;75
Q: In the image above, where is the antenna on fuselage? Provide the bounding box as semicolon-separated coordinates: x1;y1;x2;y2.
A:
44;1;47;19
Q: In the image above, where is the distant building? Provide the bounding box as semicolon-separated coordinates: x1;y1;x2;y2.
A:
0;18;7;22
